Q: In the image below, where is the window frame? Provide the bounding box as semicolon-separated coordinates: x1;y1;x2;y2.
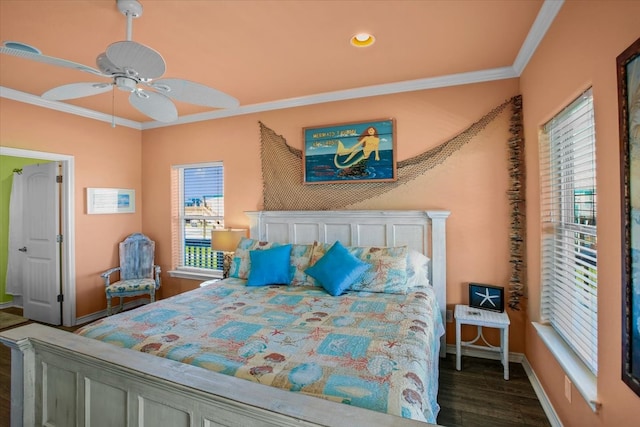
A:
169;161;225;280
534;88;600;411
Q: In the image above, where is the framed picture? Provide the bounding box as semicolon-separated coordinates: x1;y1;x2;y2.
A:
618;37;640;397
469;283;504;313
302;118;397;184
87;188;135;214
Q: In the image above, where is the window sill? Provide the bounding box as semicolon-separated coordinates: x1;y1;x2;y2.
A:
532;322;600;412
168;268;222;282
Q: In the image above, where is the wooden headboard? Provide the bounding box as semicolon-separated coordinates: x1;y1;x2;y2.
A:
246;209;450;357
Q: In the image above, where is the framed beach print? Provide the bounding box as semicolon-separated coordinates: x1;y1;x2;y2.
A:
302;118;397;184
618;37;640;397
87;188;135;214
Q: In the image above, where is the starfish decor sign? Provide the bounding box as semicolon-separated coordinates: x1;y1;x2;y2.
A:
468;283;505;313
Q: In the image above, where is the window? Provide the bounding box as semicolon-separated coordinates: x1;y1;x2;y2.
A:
171;162;225;277
539;88;598;375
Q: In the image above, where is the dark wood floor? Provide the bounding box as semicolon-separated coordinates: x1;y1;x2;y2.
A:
438;354;551;426
1;308;550;427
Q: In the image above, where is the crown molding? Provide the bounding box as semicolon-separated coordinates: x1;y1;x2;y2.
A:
0;87;141;130
1;0;562;130
142;66;518;130
1;66;517;131
512;0;564;75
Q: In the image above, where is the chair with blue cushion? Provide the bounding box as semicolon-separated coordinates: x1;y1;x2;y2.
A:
101;233;161;316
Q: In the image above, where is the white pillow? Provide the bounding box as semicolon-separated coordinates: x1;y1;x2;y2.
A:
405;250;430;288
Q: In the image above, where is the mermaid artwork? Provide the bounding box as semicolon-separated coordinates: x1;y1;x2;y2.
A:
334;126;380;172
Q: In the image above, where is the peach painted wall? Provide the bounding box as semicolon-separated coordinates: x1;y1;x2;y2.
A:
141;79;523;351
0;98;142;317
1;2;637;422
520;1;640;426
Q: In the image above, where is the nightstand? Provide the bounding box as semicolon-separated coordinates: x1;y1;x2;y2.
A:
455;304;510;380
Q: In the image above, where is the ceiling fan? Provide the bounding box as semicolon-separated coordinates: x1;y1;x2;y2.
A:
0;0;239;122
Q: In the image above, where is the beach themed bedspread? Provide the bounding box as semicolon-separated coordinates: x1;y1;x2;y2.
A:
76;279;444;423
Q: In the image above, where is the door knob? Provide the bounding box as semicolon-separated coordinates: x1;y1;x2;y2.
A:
18;247;27;252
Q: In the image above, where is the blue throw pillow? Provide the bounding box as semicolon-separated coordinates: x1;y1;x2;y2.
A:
247;244;292;286
305;241;368;296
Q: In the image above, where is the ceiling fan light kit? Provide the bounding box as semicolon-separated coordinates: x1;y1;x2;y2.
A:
115;76;137;92
0;0;239;122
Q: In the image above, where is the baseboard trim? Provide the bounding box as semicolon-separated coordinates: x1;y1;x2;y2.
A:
75;299;148;326
0;296;22;309
1;299;148;326
521;356;563;427
0;300;148;325
445;344;562;427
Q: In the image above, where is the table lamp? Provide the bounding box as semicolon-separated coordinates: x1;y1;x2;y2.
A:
211;229;247;278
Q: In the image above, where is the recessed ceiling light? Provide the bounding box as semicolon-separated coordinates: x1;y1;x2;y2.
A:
350;33;375;47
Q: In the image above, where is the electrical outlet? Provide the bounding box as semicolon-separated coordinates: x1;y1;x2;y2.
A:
446;309;453;323
564;375;572;403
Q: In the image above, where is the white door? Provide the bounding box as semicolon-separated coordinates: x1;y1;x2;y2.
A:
21;162;61;325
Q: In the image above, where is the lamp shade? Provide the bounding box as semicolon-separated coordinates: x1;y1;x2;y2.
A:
211;229;247;252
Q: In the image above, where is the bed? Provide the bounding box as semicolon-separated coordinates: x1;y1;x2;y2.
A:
1;209;449;427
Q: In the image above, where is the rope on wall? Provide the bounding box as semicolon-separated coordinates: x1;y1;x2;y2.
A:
259;95;526;308
507;95;526;310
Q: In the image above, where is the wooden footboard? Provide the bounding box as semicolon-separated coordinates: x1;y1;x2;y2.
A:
1;324;436;426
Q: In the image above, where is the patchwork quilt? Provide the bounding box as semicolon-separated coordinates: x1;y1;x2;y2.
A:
76;279;444;423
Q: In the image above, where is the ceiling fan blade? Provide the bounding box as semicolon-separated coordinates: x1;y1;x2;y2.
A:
42;82;113;101
129;89;178;122
148;78;240;109
0;45;106;77
106;41;165;79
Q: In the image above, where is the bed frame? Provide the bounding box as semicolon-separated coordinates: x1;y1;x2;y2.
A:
1;210;449;427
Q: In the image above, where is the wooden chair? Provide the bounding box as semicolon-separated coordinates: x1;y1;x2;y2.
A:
101;233;161;316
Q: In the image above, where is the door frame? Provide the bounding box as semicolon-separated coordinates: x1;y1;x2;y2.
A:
0;146;76;326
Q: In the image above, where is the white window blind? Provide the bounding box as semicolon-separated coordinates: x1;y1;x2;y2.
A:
171;162;224;272
539;88;598;374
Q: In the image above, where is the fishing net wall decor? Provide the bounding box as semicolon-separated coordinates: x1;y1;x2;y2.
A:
259;95;525;308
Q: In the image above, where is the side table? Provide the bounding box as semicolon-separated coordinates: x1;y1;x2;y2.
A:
455;304;510;380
